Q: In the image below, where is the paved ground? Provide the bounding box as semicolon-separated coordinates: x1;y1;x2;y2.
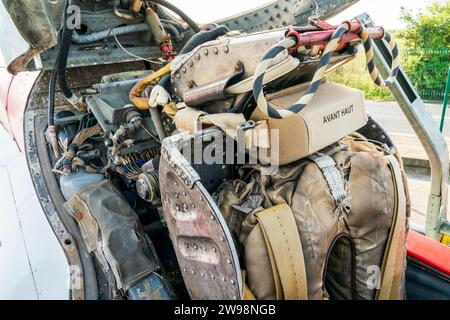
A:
366;101;448;159
366;100;449;228
407;173;442;227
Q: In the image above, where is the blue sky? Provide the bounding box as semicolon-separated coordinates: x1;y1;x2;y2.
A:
170;0;432;29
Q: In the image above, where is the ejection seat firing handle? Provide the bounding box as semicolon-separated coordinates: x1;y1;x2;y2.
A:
292;21;384;48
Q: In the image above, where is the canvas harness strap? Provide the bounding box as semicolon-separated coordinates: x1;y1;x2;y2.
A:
253;204;308;300
242;155;406;300
377;155;407;300
174;107;270;149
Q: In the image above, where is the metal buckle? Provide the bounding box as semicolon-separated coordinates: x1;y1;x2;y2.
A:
237;120;256;132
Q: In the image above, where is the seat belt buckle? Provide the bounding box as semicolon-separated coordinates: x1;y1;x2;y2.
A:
237;120;256;132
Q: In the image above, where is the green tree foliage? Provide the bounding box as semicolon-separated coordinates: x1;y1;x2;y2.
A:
400;1;450;101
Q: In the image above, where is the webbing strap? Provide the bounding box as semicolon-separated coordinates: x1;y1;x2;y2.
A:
174;107;270;149
256;204;308;300
309;154;347;205
377;155;407;300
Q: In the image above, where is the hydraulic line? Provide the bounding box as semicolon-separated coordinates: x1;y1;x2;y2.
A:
48;67;57;127
178;25;229;55
129;62;172;110
58;0;85;111
71;22;180;44
48;23;65;159
149;107;167;141
160;18;185;32
72;23;148;44
150;0;201;33
48;65;61;159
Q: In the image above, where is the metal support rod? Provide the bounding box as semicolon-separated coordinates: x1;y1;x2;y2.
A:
440;68;450;132
149;107;167;141
358;13;449;240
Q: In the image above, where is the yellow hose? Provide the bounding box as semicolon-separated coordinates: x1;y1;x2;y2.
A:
129;62;172;110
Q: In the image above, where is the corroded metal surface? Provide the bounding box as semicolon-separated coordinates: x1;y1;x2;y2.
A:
159;130;242;300
171;29;289;101
216;0;358;33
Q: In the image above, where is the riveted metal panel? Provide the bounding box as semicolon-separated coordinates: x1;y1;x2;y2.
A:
159;130;242;300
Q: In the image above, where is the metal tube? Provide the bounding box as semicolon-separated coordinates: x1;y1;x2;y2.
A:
358;13;449;240
149;107;167;141
71;22;177;44
297;26;384;47
150;0;201;33
72;23;149;44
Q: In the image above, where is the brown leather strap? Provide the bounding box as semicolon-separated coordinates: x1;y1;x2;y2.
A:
377;155;407;300
256;204;308;300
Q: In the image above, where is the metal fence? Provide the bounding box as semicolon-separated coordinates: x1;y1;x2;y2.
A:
327;47;450;160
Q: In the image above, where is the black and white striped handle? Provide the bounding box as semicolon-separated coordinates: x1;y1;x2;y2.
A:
252;21;400;119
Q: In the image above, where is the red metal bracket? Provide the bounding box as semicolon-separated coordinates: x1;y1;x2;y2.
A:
286;26;302;56
309;18;334;30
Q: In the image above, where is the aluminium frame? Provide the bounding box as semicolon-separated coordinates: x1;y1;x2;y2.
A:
358;13;450;240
